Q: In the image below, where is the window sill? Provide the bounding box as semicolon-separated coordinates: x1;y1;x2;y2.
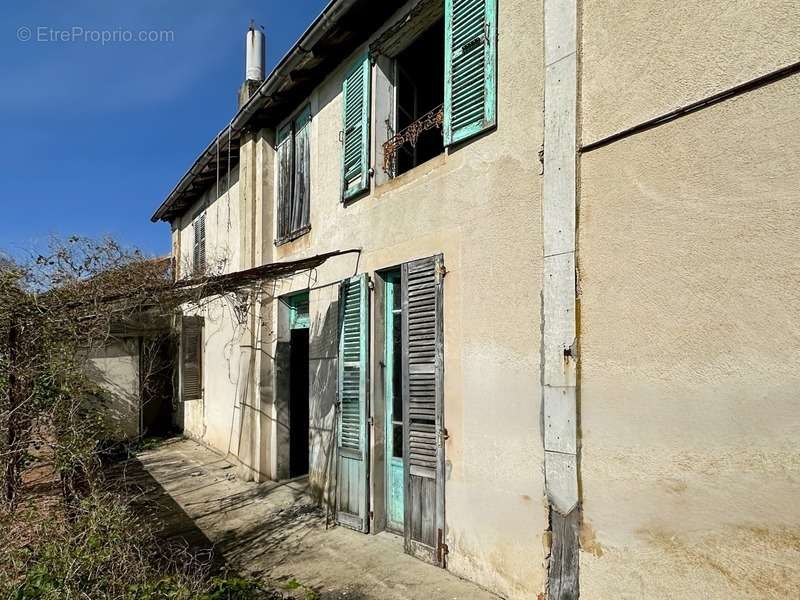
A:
375;152;446;196
274;225;311;247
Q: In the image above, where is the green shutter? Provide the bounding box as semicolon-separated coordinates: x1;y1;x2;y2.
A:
336;274;370;531
341;56;371;201
444;0;497;146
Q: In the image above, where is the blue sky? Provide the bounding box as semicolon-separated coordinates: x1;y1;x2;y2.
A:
0;0;328;259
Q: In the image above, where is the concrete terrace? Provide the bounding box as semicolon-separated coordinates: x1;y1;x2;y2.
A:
117;438;499;599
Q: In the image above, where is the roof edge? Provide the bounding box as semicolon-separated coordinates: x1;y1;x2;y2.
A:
151;0;359;223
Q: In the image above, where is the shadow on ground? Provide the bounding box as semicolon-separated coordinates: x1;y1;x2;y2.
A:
108;438;498;600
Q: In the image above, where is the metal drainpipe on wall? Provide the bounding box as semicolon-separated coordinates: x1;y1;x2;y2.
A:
542;0;581;598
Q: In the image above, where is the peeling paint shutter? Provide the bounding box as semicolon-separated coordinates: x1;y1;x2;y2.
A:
193;213;206;276
341;56;371;201
276;123;294;241
402;255;445;566
336;274;369;531
444;0;497;146
292;107;311;234
181;316;203;402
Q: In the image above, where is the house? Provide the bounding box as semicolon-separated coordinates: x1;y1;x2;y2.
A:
150;1;800;598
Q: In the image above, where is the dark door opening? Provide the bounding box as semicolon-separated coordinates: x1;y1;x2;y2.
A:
140;334;177;437
289;328;310;477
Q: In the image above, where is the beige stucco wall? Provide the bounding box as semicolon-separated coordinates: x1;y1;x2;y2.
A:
174;171;250;455
86;338;140;439
580;0;800;144
578;58;800;600
257;0;546;596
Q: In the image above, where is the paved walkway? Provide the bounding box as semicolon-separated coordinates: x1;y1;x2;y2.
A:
124;438;498;599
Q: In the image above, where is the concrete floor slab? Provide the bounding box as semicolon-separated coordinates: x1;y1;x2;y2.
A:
131;438;499;599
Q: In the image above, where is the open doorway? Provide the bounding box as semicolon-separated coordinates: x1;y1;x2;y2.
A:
289;328;309;477
286;291;310;478
394;18;445;176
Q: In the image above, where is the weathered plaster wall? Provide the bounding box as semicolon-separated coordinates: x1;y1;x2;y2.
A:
578;70;800;598
174;170;248;455
580;0;800;144
86;338;140;439
261;0;546;596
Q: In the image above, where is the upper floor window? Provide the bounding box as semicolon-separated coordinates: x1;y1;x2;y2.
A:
373;0;498;182
192;212;206;277
276;106;311;245
392;18;445;177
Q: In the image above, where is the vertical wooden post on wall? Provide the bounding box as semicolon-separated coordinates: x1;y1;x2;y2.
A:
542;0;580;597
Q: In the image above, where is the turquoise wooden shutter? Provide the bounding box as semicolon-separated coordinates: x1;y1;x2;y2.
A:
402;255;446;566
336;274;370;531
341;56;371;201
444;0;497;146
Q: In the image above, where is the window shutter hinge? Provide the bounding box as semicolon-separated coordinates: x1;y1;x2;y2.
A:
368;416;374;426
437;528;449;563
437;427;449;448
435;263;447;284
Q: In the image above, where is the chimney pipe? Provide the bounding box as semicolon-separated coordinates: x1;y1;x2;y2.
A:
239;20;265;108
245;20;265;82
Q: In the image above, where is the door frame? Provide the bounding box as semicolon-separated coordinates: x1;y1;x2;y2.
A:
383;269;404;534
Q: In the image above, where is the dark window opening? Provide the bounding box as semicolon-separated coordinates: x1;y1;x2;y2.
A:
394;19;445;177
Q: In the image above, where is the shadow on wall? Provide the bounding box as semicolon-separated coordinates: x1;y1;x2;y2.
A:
308;298;340;508
84;339;141;440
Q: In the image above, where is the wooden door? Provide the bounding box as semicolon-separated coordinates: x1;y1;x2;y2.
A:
336;274;370;532
402;255;446;566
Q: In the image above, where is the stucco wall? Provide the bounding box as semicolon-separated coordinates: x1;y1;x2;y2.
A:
86;338;140;439
260;0;546;596
174;170;248;455
580;0;800;144
578;66;800;598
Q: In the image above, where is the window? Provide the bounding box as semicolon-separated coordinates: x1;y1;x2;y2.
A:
181;316;203;401
393;19;445;176
276;106;311;244
285;291;310;330
341;56;371;201
192;212;206;277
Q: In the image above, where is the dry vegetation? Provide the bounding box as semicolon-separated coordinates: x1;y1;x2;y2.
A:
0;237;268;599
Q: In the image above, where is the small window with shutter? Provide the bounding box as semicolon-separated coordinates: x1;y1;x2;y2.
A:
276;105;312;245
341;56;371;201
192;212;206;277
181;316;203;402
444;0;497;146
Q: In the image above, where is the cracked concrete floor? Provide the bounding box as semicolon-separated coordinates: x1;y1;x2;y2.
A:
119;438;498;599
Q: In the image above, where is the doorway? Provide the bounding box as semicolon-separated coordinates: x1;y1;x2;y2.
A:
289;328;309;477
287;292;310;478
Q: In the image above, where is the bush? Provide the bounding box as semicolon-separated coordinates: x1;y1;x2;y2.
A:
0;491;268;600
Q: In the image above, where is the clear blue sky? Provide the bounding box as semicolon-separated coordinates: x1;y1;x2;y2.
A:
0;0;328;259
